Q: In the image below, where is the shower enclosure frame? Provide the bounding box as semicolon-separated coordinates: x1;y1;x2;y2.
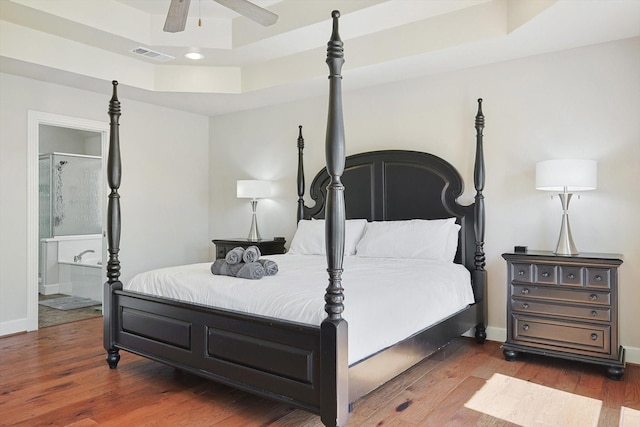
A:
39;152;103;239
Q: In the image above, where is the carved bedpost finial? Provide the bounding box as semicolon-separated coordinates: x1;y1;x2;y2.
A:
473;98;486;272
297;125;304;150
297;125;305;222
475;98;484;131
326;11;344;77
109;80;121;116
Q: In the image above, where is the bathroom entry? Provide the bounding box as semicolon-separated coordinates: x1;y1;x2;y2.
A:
38;124;104;328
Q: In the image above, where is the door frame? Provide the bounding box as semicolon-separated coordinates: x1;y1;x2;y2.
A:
27;111;109;330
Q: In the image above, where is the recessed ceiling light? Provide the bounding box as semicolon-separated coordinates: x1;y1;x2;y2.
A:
185;52;204;60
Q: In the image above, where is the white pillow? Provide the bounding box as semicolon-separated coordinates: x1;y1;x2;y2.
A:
289;219;367;256
355;218;460;262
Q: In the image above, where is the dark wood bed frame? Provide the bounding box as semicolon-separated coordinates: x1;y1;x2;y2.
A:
103;11;486;427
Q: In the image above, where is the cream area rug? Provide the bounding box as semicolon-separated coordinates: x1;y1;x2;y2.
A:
620;406;640;426
465;373;602;427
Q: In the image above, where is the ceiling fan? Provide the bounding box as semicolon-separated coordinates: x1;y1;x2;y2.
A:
163;0;278;32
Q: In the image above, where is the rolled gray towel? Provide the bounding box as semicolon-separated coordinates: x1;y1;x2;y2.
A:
211;259;244;277
258;258;278;276
225;247;245;265
242;245;261;263
236;262;265;280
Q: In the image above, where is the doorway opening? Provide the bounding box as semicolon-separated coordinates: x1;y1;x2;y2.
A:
27;111;108;330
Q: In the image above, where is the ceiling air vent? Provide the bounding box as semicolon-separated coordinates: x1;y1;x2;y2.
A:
130;47;174;63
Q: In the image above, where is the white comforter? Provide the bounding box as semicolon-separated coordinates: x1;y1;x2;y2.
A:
125;254;475;364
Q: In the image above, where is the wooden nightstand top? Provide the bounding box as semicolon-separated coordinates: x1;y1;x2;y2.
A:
503;251;623;264
212;238;286;259
213;238;283;245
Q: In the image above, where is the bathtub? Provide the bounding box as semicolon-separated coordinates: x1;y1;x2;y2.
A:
40;234;104;303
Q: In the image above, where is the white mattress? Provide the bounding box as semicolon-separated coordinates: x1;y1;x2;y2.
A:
125;254;475;364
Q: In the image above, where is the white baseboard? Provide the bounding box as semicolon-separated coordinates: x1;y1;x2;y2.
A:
0;318;29;337
485;326;506;343
624;346;640;365
39;282;60;295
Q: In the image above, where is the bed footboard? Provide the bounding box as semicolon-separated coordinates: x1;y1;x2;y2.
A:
113;290;323;411
102;81;326;413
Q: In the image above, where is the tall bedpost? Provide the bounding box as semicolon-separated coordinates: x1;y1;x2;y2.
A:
103;80;123;368
320;10;349;427
473;98;487;343
297;125;305;222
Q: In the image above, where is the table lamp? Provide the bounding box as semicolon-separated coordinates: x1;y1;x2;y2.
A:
536;159;597;255
237;180;271;241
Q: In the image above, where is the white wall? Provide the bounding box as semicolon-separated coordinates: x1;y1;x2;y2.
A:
1;37;637;363
210;37;640;362
0;73;210;334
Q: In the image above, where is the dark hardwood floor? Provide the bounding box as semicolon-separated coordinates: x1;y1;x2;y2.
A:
1;317;638;426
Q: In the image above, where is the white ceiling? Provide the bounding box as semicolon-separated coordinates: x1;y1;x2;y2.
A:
1;0;639;116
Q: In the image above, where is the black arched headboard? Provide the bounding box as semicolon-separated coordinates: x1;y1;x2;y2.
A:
296;99;485;295
298;148;477;274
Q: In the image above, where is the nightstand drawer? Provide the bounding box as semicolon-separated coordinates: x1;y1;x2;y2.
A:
216;246;227;259
586;268;611;289
559;266;583;286
511;299;611;322
511;263;532;282
511;284;611;306
534;264;558;284
512;314;611;355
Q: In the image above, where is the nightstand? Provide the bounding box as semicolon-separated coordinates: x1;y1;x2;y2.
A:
212;238;286;260
502;251;625;379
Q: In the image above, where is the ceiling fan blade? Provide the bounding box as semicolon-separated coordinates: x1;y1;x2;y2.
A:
163;0;191;33
214;0;278;26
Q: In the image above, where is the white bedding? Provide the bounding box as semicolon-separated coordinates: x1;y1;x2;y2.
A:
125;254;475;364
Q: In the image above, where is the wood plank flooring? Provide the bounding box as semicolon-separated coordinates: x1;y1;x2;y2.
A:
1;317;638;426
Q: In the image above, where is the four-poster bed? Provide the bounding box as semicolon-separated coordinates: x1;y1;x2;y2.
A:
103;11;486;427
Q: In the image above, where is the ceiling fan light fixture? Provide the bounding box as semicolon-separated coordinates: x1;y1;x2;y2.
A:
185;52;204;60
163;0;278;33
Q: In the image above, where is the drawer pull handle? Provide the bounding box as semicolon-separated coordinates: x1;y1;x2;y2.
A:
518;270;525;276
522;303;529;309
591;310;597;317
521;288;530;295
523;324;530;331
591;333;598;341
595;275;602;281
590;294;597;301
568;273;575;279
541;271;550;278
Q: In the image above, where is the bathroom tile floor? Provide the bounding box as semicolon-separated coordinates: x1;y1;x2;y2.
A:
38;294;102;328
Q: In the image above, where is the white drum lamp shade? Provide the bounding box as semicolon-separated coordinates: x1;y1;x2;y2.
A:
536;160;597;192
535;159;597;255
237;180;271;241
237;180;272;200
